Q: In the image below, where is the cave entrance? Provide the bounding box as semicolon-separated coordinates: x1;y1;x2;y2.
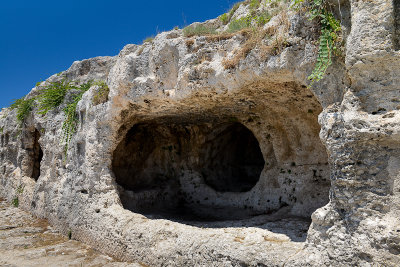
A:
31;129;43;181
394;0;400;50
112;120;265;221
200;122;264;193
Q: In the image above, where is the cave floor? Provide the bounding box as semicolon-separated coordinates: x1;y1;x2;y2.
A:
144;206;311;242
0;198;139;267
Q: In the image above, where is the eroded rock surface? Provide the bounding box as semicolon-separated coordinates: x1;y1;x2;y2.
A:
0;0;399;266
0;198;140;267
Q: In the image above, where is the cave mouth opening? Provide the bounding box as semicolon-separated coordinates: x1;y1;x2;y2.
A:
394;0;400;50
112;120;266;222
200;122;265;193
31;129;43;181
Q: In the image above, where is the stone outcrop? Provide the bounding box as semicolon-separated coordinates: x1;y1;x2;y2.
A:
0;0;399;266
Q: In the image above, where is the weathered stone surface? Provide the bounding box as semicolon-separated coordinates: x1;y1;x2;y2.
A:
0;0;399;266
0;198;140;266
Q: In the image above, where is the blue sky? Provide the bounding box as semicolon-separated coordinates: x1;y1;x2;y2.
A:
0;0;237;108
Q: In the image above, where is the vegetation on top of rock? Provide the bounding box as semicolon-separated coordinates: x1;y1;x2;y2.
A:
220;0;342;85
8;0;342;157
10;98;36;124
37;80;75;115
184;0;271;41
9;79;109;157
183;24;218;37
222;1;290;69
227;16;253;33
227;12;271;33
249;0;261;10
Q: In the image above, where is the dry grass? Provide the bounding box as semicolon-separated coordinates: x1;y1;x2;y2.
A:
185;39;194;48
277;10;290;33
260;11;290;58
260;35;289;59
184;28;251;45
222;27;267;69
222;10;291;70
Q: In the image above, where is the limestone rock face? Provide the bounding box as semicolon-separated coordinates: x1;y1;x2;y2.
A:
0;0;399;266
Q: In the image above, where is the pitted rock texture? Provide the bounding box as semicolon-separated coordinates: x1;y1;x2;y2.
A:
0;0;399;266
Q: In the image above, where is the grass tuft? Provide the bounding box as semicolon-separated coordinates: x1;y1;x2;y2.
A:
12;197;19;207
183;24;217;37
219;13;229;24
222;28;266;69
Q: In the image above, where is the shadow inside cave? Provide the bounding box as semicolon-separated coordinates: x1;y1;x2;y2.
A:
112;117;327;243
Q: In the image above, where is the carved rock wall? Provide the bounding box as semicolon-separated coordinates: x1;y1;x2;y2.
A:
0;1;399;266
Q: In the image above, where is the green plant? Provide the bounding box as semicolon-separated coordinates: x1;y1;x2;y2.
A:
17;99;36;123
292;0;342;86
220;13;229;24
12;197;19;207
92;80;110;105
183;24;217;37
62;81;92;155
68;230;72;240
227;16;252;33
255;11;271;26
227;11;270;33
11;185;25;207
10;98;25;110
37;80;75;115
10;97;36;124
36;81;42;87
